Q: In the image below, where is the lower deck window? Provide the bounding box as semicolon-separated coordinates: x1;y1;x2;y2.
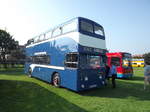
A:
65;53;78;68
26;55;50;65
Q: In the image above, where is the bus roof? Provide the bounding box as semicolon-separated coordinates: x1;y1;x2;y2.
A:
106;52;131;57
28;17;103;40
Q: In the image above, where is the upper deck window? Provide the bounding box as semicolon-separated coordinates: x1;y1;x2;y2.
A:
45;31;52;40
79;19;105;39
63;20;77;33
94;25;104;36
34;37;39;43
38;35;45;41
81;21;93;33
52;27;62;37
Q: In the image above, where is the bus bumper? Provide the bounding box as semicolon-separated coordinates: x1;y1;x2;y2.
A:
117;73;133;79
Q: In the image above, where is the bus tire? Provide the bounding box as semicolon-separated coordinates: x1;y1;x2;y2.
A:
28;68;32;78
52;73;61;87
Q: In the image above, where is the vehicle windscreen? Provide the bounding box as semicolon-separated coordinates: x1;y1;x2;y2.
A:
122;55;132;67
79;54;104;69
80;20;104;37
111;57;120;66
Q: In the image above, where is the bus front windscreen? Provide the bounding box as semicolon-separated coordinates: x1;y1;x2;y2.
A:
80;55;104;69
80;20;104;37
122;55;132;67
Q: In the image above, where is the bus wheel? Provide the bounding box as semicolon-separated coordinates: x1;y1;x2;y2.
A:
28;68;32;78
52;73;60;87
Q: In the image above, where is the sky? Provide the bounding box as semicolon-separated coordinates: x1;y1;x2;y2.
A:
0;0;150;55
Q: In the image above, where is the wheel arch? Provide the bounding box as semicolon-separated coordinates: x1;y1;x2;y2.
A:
51;71;59;83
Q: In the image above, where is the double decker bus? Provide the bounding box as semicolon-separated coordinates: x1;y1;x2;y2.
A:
25;17;107;91
106;52;133;78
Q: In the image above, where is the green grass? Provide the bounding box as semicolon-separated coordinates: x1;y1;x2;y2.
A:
0;67;150;112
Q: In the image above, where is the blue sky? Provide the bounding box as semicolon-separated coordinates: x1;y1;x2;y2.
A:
0;0;150;55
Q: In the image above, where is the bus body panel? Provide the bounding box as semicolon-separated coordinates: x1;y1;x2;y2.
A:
117;73;133;78
30;65;78;91
77;68;105;91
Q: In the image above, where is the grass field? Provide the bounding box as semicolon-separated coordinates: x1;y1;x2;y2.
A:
0;67;150;112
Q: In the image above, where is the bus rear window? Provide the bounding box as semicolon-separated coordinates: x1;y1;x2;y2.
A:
81;21;93;33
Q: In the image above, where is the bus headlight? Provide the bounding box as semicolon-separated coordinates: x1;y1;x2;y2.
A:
102;81;105;85
85;76;88;81
81;84;85;88
99;76;102;79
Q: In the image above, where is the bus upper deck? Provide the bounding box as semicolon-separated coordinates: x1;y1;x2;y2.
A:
26;17;105;48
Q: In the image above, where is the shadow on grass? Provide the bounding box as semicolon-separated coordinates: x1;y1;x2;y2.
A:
0;68;24;76
0;80;88;112
80;80;150;101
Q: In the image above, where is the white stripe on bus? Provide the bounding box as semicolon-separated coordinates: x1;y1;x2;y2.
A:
26;32;106;49
30;64;65;71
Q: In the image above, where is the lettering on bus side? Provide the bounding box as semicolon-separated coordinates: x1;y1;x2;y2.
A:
82;46;104;53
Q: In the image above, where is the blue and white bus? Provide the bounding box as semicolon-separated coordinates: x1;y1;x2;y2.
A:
25;17;107;91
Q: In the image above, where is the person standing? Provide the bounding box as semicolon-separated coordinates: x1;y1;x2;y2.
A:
144;64;150;90
110;62;117;88
104;64;110;86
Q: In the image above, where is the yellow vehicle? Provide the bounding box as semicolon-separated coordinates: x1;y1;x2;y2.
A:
131;59;144;67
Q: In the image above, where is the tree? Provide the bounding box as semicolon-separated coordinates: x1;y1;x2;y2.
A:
0;29;19;68
144;53;150;65
10;45;25;63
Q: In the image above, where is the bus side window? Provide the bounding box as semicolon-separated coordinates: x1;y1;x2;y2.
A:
52;27;62;37
32;55;50;65
38;35;45;42
65;53;78;68
45;31;52;40
26;56;32;63
34;37;39;43
63;21;77;34
27;39;34;45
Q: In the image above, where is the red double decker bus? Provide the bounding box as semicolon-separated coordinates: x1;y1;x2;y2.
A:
106;52;133;78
